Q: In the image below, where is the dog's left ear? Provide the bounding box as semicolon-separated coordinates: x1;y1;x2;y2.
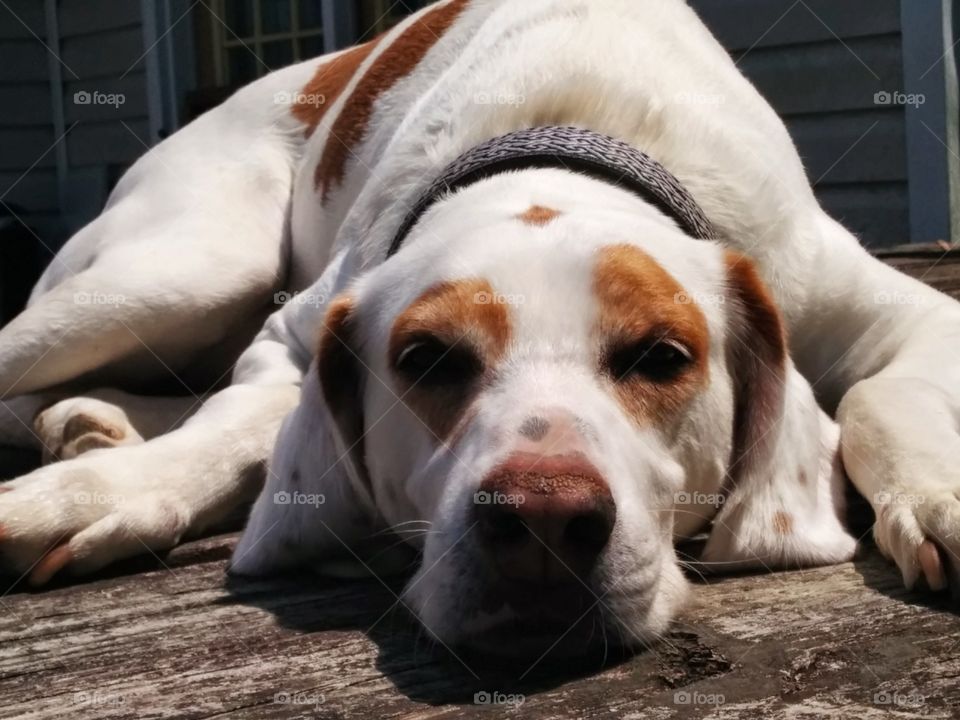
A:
231;296;406;578
699;252;856;570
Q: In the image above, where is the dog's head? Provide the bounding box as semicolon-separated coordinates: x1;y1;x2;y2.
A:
234;170;846;659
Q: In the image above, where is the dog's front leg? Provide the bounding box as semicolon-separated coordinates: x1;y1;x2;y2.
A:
0;381;300;585
837;325;960;593
791;214;960;593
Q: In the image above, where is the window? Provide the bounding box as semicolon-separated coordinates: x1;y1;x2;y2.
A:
190;0;432;119
209;0;328;86
353;0;430;39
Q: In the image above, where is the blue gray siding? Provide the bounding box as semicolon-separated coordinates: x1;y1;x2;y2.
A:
689;0;910;248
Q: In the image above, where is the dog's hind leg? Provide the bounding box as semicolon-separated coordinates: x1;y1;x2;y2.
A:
0;67;310;399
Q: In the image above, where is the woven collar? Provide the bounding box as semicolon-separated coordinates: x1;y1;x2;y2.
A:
387;125;714;257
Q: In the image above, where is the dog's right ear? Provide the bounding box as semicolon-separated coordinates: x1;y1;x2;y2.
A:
231;295;395;578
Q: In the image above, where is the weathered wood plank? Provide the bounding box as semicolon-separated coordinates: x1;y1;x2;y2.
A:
0;533;957;720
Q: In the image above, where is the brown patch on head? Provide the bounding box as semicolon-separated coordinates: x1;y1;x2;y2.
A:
292;38;383;136
773;511;793;535
593;244;709;426
389;279;511;441
798;470;808;486
316;0;470;199
516;205;561;227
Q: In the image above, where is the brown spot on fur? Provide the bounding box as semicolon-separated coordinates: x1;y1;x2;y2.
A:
593;244;709;426
390;279;510;441
316;0;470;198
63;414;125;444
517;205;561;226
71;435;119;455
292;38;382;136
798;470;808;486
773;511;793;535
29;544;73;586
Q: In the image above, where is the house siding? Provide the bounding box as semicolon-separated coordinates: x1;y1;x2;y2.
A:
57;0;151;234
0;0;58;227
689;0;908;248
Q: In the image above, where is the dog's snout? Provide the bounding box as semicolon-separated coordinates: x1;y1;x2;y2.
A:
476;451;616;582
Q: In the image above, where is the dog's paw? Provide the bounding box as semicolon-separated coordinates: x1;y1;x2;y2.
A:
34;397;144;464
0;457;189;585
872;486;960;593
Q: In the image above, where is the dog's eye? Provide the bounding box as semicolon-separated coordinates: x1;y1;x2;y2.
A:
394;337;482;386
607;338;693;382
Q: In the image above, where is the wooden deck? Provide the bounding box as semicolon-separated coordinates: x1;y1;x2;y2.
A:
3;247;960;719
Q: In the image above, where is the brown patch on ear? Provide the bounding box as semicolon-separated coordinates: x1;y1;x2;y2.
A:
516;205;561;226
316;0;470;199
317;296;368;479
773;511;793;535
724;251;788;481
593;244;709;426
292;38;383;136
390;279;510;441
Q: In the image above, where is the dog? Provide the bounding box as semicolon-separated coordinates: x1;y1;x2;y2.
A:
1;0;958;657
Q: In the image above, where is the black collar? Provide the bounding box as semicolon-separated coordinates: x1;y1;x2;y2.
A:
387;125;714;257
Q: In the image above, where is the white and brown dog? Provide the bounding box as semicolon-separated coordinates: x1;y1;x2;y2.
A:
1;0;958;657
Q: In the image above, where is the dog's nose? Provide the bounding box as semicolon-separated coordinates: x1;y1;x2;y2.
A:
475;451;616;583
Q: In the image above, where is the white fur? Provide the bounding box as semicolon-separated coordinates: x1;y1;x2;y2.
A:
0;0;957;648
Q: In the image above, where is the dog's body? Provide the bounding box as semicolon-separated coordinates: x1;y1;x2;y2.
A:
2;0;960;653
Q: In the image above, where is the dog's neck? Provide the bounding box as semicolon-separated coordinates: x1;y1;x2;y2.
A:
387;126;716;257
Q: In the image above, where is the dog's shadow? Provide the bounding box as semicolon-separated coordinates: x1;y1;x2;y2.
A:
844;492;960;615
222;559;636;706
